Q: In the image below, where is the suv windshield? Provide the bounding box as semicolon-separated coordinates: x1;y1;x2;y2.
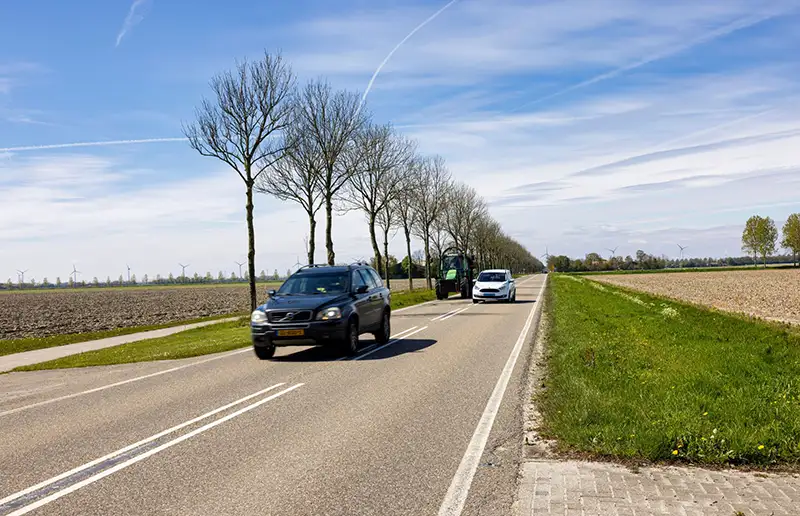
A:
478;272;506;282
277;272;349;295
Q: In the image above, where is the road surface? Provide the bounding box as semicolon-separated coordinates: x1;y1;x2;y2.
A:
0;275;546;516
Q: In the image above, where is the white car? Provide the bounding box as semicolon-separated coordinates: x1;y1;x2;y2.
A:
472;269;516;303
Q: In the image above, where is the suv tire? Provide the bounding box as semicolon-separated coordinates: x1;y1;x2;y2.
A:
253;344;275;360
341;319;359;356
374;310;391;344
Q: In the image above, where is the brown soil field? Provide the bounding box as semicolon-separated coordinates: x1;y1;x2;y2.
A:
0;279;429;340
592;269;800;325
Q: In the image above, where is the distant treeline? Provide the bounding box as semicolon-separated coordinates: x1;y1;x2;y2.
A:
546;251;797;273
1;270;291;291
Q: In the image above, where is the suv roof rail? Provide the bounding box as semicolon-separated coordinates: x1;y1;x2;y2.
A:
297;264;329;271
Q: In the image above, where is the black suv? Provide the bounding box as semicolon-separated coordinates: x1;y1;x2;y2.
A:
250;264;391;359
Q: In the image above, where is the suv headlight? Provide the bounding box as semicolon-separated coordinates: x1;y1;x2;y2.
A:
251;310;267;324
316;307;342;320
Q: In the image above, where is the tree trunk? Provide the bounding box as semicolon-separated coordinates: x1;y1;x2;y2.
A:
405;225;413;291
245;182;257;311
383;228;391;289
424;235;432;290
369;214;382;276
325;197;335;265
307;216;316;265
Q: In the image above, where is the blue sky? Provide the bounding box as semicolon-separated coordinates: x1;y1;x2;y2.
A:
2;0;799;281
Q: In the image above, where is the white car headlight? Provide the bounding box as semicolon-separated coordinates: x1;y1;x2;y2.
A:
251;310;267;324
316;307;342;320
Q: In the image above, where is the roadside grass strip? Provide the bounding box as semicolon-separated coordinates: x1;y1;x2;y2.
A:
563;274;673;316
539;274;800;466
13;289;440;371
0;313;244;357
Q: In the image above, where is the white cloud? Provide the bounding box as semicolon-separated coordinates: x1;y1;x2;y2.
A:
0;154;412;281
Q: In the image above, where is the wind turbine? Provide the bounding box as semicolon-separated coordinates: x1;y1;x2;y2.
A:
606;246;618;259
71;265;80;284
293;256;303;272
677;244;688;261
16;269;28;286
126;264;131;283
234;261;245;279
178;263;189;281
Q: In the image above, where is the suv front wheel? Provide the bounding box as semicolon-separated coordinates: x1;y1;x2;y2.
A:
341;319;359;356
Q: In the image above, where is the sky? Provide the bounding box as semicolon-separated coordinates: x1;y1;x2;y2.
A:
1;0;799;282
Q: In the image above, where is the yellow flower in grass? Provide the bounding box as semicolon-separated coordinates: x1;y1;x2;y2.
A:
703;412;708;416
758;445;765;450
672;450;679;456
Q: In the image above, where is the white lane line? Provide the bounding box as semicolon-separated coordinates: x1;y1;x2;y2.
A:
7;383;304;516
334;326;420;362
0;348;251;418
438;304;473;322
353;326;429;361
431;307;462;322
438;277;547;516
0;382;286;507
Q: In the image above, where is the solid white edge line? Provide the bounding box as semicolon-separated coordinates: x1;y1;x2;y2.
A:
0;348;252;418
8;383;304;516
437;277;548;516
353;326;429;361
0;383;286;506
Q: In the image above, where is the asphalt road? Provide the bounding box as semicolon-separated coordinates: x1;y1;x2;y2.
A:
0;275;547;516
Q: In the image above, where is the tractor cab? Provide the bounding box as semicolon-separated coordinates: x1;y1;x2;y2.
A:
435;247;475;300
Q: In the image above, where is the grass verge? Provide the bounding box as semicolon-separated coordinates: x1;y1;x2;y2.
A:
14;318;251;371
391;289;437;310
0;313;245;357
539;274;800;467
15;289;438;370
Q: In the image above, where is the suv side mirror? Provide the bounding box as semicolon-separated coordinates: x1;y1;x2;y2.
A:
267;289;276;297
356;285;369;294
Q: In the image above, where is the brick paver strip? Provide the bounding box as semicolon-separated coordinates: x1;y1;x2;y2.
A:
518;459;800;515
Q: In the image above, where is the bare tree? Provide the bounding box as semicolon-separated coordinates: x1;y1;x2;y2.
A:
295;80;368;265
443;181;487;255
256;116;323;265
409;155;451;289
394;158;420;291
184;52;295;310
376;201;400;288
346;123;414;275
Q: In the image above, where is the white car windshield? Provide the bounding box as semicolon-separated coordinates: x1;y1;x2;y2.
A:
478;272;506;282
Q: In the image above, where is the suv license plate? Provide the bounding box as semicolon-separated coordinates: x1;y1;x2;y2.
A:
277;329;304;337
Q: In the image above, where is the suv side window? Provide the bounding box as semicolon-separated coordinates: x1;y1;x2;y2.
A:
361;268;379;289
366;268;383;288
352;270;369;292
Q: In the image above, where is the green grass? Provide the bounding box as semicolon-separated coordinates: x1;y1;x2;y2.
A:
0;313;245;357
391;289;437;310
15;318;251;370
15;289;438;371
539;274;800;466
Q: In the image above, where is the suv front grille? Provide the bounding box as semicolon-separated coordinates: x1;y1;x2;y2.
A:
480;288;500;293
268;310;313;323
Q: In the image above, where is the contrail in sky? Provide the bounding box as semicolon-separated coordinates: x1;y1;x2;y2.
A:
0;137;187;153
511;10;787;112
358;0;459;111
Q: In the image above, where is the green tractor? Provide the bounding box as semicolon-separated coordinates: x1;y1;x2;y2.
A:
435;247;475;300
